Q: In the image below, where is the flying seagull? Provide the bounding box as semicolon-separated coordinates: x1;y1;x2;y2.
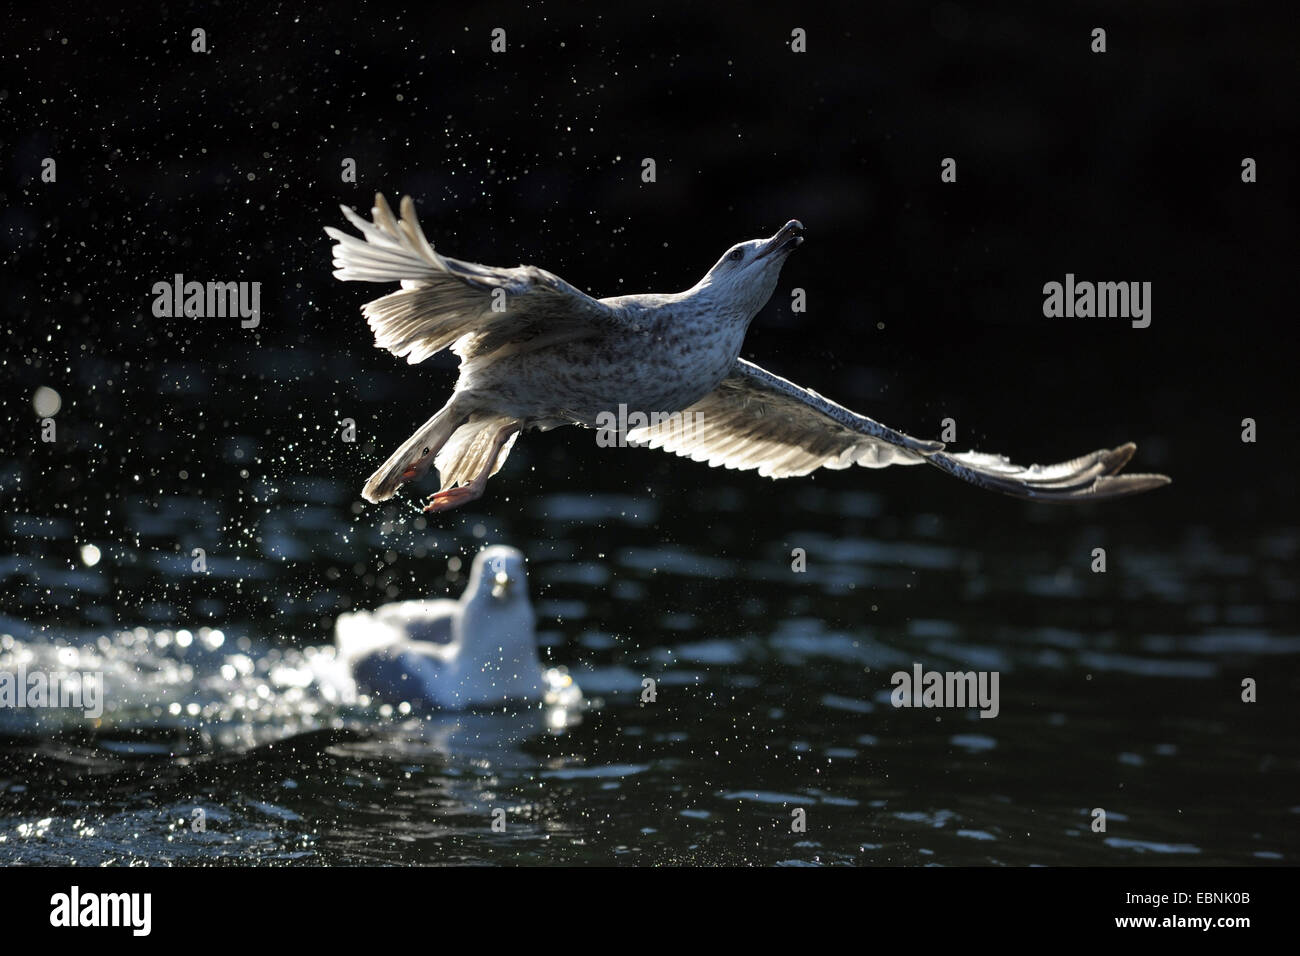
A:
326;195;1169;512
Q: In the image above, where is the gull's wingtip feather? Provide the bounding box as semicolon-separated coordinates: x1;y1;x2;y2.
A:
1105;441;1138;471
922;439;1170;502
1089;472;1172;499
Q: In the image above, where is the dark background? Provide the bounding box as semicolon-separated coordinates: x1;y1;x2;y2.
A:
0;1;1296;867
5;1;1297;629
5;2;1294;542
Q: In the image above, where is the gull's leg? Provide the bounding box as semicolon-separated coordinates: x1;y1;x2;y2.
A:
362;391;479;503
422;422;522;514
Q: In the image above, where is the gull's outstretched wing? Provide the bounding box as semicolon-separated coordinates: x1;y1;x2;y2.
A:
626;359;943;477
326;193;627;364
626;359;1170;501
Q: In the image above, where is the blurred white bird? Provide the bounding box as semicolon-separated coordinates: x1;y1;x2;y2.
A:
327;194;1169;512
334;545;578;710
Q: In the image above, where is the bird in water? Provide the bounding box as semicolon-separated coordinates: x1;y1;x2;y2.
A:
326;194;1169;513
334;545;578;710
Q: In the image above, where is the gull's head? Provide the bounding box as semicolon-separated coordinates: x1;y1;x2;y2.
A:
468;545;529;605
695;220;804;317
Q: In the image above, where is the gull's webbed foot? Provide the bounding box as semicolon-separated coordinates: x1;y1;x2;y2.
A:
422;484;486;514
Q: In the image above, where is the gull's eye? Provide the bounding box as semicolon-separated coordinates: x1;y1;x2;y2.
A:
727;248;744;262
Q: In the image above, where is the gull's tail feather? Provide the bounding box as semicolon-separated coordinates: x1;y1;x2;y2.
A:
923;441;1171;502
328;192;616;368
325;193;443;283
363;402;470;503
327;193;488;365
436;414;522;491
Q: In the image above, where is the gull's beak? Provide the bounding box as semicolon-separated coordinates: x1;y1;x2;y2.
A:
491;570;512;600
756;220;804;260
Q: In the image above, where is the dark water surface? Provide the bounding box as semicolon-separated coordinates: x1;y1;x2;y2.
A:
2;351;1296;866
